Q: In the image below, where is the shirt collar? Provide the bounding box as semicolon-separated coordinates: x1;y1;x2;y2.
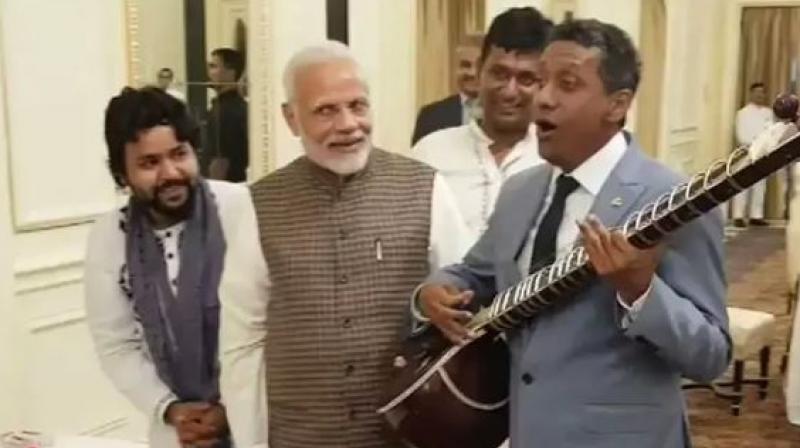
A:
553;131;628;196
153;221;185;238
301;146;377;194
467;119;537;149
460;93;477;106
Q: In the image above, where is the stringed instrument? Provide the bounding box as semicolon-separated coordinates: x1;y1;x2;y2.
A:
378;127;800;448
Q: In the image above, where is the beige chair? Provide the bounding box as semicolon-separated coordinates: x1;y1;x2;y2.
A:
786;165;800;302
722;307;775;415
784;276;800;424
684;306;775;415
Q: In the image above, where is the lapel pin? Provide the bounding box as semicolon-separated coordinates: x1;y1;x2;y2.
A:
611;197;624;207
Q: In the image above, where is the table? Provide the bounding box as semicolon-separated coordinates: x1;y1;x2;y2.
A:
53;436;147;448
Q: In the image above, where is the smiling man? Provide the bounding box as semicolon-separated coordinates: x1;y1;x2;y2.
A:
85;87;248;448
415;19;729;447
414;7;550;244
218;41;470;448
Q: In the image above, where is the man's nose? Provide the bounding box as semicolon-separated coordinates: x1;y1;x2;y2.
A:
334;108;359;131
159;159;182;180
534;81;556;110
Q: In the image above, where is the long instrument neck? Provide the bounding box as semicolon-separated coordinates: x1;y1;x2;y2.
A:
468;130;800;333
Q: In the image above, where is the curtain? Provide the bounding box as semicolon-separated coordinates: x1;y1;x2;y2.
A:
738;7;800;218
416;0;485;110
634;0;666;158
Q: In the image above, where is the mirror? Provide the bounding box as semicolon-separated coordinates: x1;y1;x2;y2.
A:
411;0;484;145
125;0;251;182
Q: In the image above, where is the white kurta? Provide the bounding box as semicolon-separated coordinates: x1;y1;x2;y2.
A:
84;180;249;448
413;120;543;246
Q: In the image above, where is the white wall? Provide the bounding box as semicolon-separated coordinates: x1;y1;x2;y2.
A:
267;0;328;169
349;0;417;153
659;0;703;173
652;0;734;176
574;0;642;132
206;0;248;52
0;0;142;440
487;0;548;22
0;19;22;433
261;0;418;168
575;0;640;41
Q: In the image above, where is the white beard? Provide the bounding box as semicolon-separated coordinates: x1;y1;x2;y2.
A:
303;139;371;175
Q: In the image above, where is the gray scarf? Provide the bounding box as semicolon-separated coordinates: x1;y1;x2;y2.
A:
125;179;225;403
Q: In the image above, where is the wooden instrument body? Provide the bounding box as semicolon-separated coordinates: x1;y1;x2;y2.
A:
381;328;510;448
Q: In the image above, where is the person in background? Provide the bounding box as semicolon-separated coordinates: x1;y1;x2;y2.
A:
156;68;186;103
414;7;551;244
411;33;485;145
747;93;800;218
732;82;773;227
206;48;249;182
85;87;248;448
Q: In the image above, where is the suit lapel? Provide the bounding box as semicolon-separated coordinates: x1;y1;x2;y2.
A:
517;143;651;361
588;146;648;228
506;166;554;262
445;95;463;127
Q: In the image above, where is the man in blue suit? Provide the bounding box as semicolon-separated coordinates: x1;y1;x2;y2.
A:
414;19;731;447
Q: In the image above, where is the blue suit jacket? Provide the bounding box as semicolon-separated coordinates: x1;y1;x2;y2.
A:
426;141;731;447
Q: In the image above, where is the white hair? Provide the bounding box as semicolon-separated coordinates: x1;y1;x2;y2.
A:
282;40;369;101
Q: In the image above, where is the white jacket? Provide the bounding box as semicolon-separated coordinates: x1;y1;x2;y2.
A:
84;180;250;448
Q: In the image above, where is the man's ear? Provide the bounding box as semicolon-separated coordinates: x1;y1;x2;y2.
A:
281;102;301;137
606;89;634;125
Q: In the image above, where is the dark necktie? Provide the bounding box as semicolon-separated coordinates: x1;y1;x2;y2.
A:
529;174;580;274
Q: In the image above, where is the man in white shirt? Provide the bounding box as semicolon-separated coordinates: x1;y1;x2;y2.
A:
415;20;728;447
85;87;241;448
414;7;551;244
411;33;484;145
218;41;471;448
156;68;186;103
733;82;773;226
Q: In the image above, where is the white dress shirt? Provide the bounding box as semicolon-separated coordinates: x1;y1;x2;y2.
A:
733;105;775;220
165;88;186;103
84;180;247;448
459;93;479;125
218;173;472;448
736;103;773;146
414;120;543;245
153;223;184;296
515;132;647;319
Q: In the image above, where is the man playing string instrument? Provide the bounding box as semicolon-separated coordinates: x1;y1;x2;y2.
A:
415;19;731;448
